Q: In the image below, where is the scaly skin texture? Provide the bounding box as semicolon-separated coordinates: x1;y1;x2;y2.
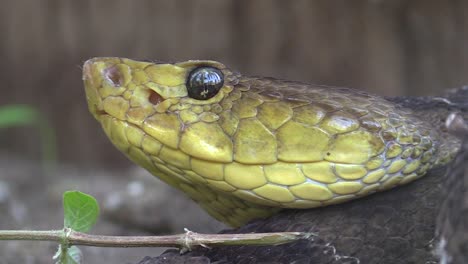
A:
83;57;458;227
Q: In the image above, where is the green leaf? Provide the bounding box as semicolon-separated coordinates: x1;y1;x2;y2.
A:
0;104;57;173
0;105;38;127
54;245;82;264
65;246;83;264
63;191;99;233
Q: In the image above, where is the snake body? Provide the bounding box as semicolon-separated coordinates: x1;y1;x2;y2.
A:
83;57;459;227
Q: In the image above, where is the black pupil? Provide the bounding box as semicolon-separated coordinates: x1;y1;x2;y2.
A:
187;67;224;100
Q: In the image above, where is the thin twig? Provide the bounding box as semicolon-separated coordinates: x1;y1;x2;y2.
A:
0;229;312;250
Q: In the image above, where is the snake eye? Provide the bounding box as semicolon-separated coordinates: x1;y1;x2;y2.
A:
186;67;224;100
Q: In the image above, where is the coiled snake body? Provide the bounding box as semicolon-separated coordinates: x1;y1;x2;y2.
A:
83;57;459;227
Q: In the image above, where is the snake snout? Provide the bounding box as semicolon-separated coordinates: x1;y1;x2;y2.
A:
82;58;108;119
82;59;94;83
83;57;125;88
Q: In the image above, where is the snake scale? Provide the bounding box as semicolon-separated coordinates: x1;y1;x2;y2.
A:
83;57;459;228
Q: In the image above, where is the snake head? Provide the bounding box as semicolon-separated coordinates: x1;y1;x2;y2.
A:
82;57;243;162
82;57;447;227
83;57;238;118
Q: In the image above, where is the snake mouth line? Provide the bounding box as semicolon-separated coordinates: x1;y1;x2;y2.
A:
95;109;108;116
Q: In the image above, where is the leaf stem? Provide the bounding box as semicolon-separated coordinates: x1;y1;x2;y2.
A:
0;229;312;250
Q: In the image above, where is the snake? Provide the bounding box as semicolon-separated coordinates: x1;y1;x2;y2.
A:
82;57;460;227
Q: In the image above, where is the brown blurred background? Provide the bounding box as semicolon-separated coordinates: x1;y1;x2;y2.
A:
1;0;467;167
0;1;467;263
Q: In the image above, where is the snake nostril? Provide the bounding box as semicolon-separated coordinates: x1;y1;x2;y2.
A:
103;65;123;87
148;89;163;105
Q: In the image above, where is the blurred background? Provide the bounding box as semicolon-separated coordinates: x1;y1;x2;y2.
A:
0;0;467;263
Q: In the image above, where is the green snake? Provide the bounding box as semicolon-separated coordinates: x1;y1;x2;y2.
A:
83;57;459;227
